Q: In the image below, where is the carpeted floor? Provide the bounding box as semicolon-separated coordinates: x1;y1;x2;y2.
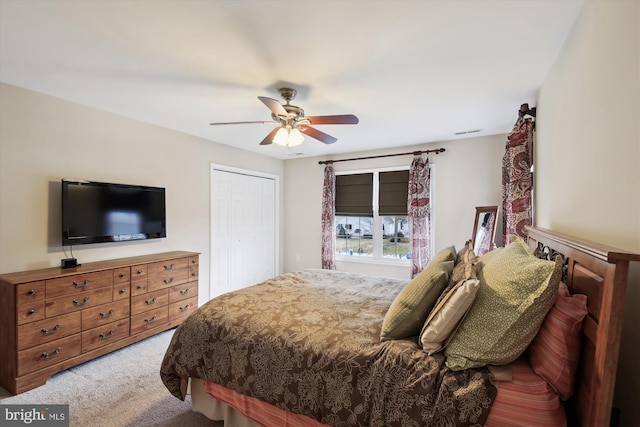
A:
0;329;224;427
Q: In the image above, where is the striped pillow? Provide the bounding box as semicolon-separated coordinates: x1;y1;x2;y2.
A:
485;358;566;427
528;282;588;400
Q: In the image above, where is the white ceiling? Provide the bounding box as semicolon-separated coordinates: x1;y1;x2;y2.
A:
0;0;584;160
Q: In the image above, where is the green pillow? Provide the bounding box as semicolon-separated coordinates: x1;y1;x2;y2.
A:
380;260;454;341
444;237;561;370
426;246;456;268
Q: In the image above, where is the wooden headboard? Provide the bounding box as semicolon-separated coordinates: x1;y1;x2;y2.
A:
525;226;640;427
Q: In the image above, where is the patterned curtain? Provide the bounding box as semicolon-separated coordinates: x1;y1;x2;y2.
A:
502;117;534;245
407;156;431;278
321;165;336;270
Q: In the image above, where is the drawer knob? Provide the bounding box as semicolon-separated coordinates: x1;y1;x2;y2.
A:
144;316;157;324
27;309;37;316
41;348;61;360
28;289;37;296
145;298;157;306
73;296;90;307
41;324;61;335
137;285;144;290
99;309;115;319
137;270;143;275
191;259;197;264
179;304;192;312
119;289;126;294
99;330;115;340
72;279;90;288
163;278;174;285
191;272;197;277
119;273;126;278
179;288;190;296
164;264;174;271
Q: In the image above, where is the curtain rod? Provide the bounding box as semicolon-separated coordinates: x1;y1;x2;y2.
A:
318;148;445;165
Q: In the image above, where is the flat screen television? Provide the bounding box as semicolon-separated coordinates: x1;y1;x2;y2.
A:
62;179;166;246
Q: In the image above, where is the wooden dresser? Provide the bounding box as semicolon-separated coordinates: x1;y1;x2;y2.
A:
0;251;199;394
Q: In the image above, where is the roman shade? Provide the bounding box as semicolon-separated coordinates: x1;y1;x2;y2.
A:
379;170;409;216
335;173;373;216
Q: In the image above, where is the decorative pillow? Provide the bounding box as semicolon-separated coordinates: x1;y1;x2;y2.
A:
426;246;456;268
450;241;480;285
478;246;503;265
528;282;588;401
380;260;454;341
433;241;480;310
444;236;561;370
419;278;480;354
454;240;475;265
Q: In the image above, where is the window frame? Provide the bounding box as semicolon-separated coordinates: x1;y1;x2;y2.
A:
335;165;434;266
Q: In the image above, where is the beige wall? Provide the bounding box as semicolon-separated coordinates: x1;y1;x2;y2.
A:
536;1;640;425
0;83;285;303
283;134;506;279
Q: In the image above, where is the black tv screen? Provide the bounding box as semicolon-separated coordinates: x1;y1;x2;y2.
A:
62;180;166;246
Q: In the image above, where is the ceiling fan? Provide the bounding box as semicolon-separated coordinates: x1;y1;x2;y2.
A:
209;88;359;147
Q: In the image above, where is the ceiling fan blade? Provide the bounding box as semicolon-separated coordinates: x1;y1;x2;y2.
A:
304;114;359;125
210;120;276;125
258;96;288;117
259;127;280;146
301;126;338;144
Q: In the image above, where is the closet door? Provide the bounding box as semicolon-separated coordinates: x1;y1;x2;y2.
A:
211;167;277;298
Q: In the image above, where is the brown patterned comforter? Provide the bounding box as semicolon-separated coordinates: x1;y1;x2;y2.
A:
160;269;496;426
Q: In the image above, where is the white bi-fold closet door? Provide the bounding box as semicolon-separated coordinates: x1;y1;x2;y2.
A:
210;165;278;299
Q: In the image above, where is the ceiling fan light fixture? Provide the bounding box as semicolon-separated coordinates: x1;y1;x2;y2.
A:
273;126;304;147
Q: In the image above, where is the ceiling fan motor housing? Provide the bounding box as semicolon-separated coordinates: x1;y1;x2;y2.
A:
278;87;297;102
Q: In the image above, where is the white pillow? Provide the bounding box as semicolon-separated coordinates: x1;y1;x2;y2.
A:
419;279;480;354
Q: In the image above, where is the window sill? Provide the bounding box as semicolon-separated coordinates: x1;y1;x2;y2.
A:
335;256;411;267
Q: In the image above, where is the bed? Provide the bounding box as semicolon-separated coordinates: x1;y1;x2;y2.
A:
160;226;639;426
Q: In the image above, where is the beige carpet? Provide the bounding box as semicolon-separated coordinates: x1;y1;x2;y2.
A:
0;329;223;427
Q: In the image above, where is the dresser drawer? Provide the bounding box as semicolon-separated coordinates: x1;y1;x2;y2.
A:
168;281;198;304
130;306;168;335
82;299;130;330
17;334;82;376
130;279;148;297
46;270;113;298
17;311;81;351
113;284;130;301
188;256;199;281
169;296;198;322
147;258;188;291
131;289;168;316
113;267;131;286
45;286;113;317
16;281;45;305
131;264;148;280
17;300;45;325
81;318;130;352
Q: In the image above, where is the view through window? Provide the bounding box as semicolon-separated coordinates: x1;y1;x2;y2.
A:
335;169;416;262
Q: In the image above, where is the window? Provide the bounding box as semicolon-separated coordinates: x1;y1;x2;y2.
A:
335;168;418;263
